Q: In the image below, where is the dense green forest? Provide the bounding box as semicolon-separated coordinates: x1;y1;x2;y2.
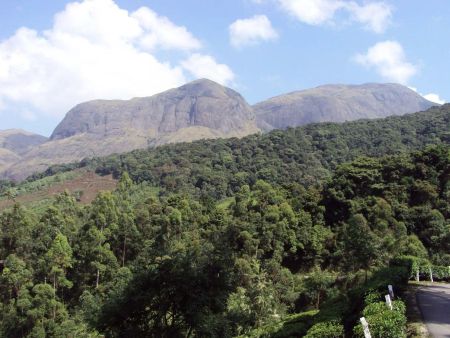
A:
29;104;449;196
1;105;450;337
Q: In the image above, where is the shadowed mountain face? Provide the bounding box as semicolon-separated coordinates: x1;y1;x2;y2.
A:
2;79;259;180
254;83;436;130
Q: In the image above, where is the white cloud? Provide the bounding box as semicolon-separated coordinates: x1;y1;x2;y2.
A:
277;0;392;33
408;87;445;105
346;1;392;33
354;40;417;84
423;93;445;104
0;0;230;120
278;0;342;25
181;54;235;85
229;15;278;48
132;7;202;51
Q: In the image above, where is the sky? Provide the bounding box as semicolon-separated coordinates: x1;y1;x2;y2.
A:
0;0;448;136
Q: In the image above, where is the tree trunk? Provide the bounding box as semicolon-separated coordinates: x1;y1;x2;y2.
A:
96;269;100;289
122;237;127;267
185;326;193;338
53;273;57;320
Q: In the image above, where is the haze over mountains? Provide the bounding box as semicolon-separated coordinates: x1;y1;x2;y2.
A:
0;79;437;180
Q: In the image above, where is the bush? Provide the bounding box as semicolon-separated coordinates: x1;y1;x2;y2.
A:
304;320;344;338
390;255;429;279
391;256;450;281
430;265;450;281
363;292;383;306
240;310;318;338
353;300;406;338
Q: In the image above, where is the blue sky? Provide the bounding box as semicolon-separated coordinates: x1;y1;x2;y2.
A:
0;0;448;136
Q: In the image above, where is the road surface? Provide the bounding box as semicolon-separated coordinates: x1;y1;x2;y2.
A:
417;283;450;338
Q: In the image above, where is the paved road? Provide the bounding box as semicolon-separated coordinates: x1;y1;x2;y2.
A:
417;283;450;338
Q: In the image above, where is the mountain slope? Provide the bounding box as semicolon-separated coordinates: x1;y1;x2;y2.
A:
254;83;437;130
0;129;48;173
3;79;259;180
0;129;48;155
26;104;450;198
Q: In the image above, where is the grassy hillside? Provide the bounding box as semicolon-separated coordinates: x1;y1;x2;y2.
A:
0;170;117;212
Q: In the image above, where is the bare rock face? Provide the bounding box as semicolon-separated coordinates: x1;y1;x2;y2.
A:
254;83;437;130
3;79;259;180
51;79;257;141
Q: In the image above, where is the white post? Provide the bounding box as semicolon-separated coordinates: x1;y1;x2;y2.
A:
416;269;420;282
385;294;393;310
388;285;394;299
360;317;372;338
429;267;434;283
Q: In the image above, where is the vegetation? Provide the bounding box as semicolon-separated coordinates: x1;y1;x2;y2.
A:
30;104;450;198
1;105;450;337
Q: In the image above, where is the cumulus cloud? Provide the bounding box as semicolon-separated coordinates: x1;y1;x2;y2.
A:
354;40;417;84
229;15;278;48
0;0;231;120
131;7;202;51
181;54;235;85
423;93;445;105
277;0;392;33
346;1;392;33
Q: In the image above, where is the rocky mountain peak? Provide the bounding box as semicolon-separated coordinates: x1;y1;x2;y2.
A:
254;83;437;130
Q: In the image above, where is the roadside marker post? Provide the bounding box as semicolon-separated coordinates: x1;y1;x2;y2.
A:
388;284;394;299
360;317;372;338
429;267;434;283
385;294;393;310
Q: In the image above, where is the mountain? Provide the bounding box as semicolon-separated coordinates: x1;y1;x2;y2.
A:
254;83;437;130
0;80;441;181
0;129;47;174
2;79;259;180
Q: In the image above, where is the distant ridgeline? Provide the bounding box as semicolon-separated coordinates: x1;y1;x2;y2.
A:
29;103;450;197
2;104;450;337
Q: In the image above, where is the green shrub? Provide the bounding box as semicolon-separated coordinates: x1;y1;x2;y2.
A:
363;292;383;306
353;300;406;338
430;265;450;281
240;310;318;338
304;320;344;338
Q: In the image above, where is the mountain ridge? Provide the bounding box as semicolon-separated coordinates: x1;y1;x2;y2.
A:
2;79;259;180
254;83;435;130
0;79;439;181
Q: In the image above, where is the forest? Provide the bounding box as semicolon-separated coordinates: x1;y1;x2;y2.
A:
1;104;450;337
